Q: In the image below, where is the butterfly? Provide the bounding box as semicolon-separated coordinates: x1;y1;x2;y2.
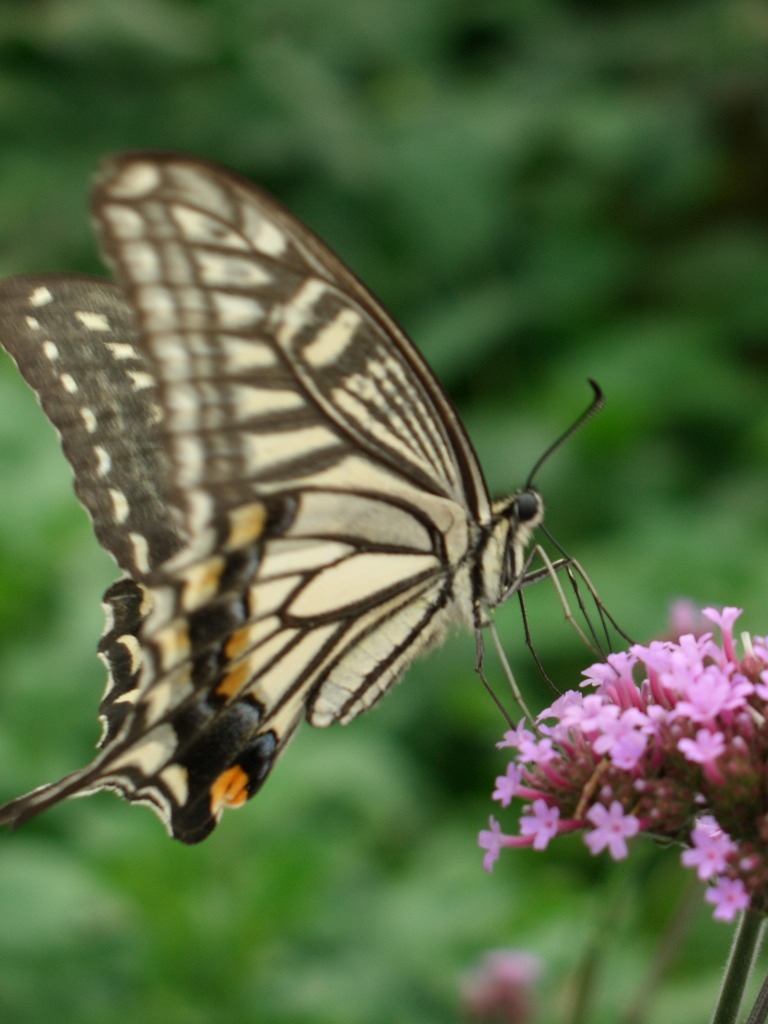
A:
0;152;549;843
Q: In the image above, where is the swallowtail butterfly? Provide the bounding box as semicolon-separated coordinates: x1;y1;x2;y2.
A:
0;152;548;843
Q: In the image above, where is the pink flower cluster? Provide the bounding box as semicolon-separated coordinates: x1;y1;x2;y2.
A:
480;607;768;921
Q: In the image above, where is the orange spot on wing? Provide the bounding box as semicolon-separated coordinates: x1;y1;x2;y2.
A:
216;660;251;699
210;765;250;813
225;625;256;661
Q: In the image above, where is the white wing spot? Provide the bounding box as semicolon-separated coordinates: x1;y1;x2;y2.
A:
140;583;175;634
186;490;215;535
159;764;189;805
116;632;142;673
129;532;151;574
60;373;79;394
230;383;304;421
42;340;59;360
106;341;138;360
108;161;162;198
112;690;138;706
75;310;110;332
171;205;250;250
24;315;40;330
127;369;155;391
94;445;112;476
102;203;145;239
109;487;130;523
212;291;264;330
241;205;288;256
254;219;287;256
29;286;53;307
122;240;161;282
221;335;276;371
302;308;362;368
194;250;272;287
173;435;206;485
80;406;97;433
136;285;177;330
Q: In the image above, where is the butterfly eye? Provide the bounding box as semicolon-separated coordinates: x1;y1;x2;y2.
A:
515;490;542;523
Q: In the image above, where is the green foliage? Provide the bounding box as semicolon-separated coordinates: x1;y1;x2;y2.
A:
0;1;766;1020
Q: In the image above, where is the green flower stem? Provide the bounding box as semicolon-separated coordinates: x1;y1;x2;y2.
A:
711;908;765;1024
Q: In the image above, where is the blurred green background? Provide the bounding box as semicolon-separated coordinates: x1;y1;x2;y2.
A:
0;2;766;1022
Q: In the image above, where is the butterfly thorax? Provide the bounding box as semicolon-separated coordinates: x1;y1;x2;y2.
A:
478;488;544;612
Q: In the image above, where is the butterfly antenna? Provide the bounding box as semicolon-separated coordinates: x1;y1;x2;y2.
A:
525;379;604;489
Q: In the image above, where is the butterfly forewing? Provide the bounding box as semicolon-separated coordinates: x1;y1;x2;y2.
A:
0;275;183;576
0;152;535;843
91;154;491;524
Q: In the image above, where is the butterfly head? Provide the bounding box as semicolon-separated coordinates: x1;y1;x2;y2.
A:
481;489;544;610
